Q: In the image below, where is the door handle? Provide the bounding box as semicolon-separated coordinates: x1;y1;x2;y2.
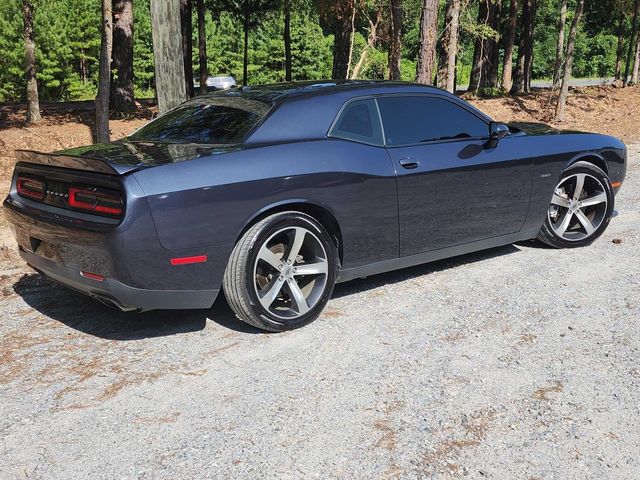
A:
399;158;420;169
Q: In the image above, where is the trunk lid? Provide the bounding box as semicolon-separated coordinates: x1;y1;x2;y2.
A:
16;141;236;175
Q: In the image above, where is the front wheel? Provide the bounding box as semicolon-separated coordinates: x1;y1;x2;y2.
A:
223;211;338;332
537;161;614;248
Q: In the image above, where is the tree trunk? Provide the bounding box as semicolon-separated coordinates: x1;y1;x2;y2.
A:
555;0;584;121
388;0;402;80
501;0;518;91
331;1;355;79
96;0;113;143
510;0;535;95
624;0;640;85
437;0;460;93
415;0;439;85
110;0;135;111
482;0;501;90
632;26;640;83
150;0;188;113
22;0;41;124
284;0;292;81
243;13;249;85
196;0;207;93
351;9;381;79
614;9;625;80
523;0;537;92
468;0;489;92
551;0;567;88
346;5;356;78
180;0;194;97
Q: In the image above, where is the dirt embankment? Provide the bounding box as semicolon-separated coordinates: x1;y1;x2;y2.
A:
467;84;640;142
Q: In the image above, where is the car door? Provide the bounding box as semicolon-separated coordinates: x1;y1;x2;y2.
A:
377;94;533;257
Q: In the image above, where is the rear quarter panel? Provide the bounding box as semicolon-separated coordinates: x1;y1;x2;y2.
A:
132;139;399;270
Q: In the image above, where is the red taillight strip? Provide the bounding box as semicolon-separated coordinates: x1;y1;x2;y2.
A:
17;176;46;200
68;187;123;216
170;255;208;266
80;271;105;282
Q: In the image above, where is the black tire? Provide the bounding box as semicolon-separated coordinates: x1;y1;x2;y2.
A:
537;161;614;248
222;211;338;332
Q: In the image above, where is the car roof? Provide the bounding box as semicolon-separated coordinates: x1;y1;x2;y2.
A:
195;80;493;145
199;80;454;105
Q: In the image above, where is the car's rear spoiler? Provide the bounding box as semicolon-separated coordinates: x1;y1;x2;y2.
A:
15;150;138;175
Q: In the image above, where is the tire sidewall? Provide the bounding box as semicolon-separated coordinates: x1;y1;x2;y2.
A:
242;212;338;331
543;162;614;248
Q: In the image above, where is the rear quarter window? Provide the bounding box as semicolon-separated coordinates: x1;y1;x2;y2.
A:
329;99;383;146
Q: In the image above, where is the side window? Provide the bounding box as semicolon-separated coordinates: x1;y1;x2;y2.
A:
377;96;488;146
330;99;383;146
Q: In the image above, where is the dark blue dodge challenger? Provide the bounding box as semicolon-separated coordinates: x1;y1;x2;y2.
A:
4;81;627;331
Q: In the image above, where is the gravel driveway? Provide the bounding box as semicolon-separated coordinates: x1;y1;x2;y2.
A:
1;144;639;480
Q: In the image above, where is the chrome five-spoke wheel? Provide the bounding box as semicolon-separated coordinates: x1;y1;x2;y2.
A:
548;172;608;241
538;161;614;248
223;211;337;331
253;226;328;320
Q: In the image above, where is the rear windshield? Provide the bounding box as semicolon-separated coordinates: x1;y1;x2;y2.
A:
129;97;270;144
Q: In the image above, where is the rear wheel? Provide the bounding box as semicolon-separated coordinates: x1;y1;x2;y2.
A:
223;211;338;332
537;161;614;248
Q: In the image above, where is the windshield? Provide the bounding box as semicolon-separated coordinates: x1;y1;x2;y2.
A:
129;97;270;144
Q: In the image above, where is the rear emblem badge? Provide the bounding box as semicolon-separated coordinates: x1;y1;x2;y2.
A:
47;191;69;198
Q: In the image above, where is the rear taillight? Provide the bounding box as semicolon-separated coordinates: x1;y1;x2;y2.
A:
68;186;123;216
17;175;46;201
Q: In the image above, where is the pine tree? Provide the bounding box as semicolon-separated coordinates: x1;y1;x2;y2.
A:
555;0;585;121
111;0;135;111
501;0;518;91
316;0;357;80
388;0;403;80
415;0;438;84
22;0;41;124
96;0;112;142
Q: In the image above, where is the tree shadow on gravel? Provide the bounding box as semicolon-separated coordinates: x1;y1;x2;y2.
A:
332;243;521;298
12;272;259;340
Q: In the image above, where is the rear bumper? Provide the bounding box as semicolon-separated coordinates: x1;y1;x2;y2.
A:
4;178;229;311
20;247;218;311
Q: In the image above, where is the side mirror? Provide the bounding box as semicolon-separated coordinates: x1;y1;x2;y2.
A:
487;122;510;148
490;122;510;140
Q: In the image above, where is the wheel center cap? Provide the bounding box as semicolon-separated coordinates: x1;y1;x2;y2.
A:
283;266;293;277
569;199;579;212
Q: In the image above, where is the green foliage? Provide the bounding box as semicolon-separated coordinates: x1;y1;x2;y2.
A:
574;31;617;77
0;0;23;102
133;0;155;96
0;0;632;102
35;0;101;101
400;58;416;82
530;0;621;80
205;8;332;83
